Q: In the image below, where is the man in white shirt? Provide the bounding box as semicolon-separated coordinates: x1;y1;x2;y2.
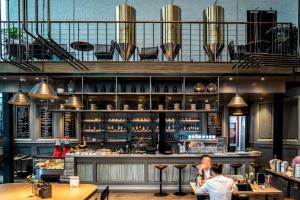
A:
199;163;237;200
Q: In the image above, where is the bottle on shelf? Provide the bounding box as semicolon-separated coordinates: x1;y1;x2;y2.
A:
92;84;98;92
155;85;160;93
101;85;106;93
164;85;169;93
121;85;126;92
140;85;145;93
173;85;177;93
131;85;136;93
110;85;115;92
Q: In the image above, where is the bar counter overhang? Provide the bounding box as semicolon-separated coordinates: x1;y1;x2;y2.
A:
64;151;261;190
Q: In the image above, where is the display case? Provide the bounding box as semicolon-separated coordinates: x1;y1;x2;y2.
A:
33;156;65;178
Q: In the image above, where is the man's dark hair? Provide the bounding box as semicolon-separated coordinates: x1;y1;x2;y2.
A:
201;154;212;160
211;163;223;174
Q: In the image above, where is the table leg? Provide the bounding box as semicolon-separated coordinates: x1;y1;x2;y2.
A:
287;180;291;198
81;51;84;61
265;195;268;200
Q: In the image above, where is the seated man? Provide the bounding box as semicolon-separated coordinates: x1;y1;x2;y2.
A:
197;154;212;179
199;163;237;200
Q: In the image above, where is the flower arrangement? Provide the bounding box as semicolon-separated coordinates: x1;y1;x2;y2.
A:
244;172;255;184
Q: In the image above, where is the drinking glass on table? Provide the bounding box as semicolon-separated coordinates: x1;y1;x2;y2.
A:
265;175;272;188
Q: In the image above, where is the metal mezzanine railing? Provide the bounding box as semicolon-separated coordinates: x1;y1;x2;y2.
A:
0;21;294;64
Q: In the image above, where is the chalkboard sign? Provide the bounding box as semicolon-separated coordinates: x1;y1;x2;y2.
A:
64;112;76;138
217;136;227;152
40;106;53;138
16;106;30;139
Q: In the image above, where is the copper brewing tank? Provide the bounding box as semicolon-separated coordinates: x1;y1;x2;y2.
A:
160;4;182;61
203;5;224;62
116;4;136;61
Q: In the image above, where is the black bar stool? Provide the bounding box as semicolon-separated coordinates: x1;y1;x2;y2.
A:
174;164;187;196
154;165;168;197
250;162;264;176
230;163;243;175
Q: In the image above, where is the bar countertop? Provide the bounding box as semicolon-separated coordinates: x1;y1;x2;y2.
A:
66;151;261;158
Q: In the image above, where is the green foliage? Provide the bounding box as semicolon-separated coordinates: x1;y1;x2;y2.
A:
266;24;298;53
5;27;21;40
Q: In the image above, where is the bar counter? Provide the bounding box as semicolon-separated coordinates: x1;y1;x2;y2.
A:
64;151;261;190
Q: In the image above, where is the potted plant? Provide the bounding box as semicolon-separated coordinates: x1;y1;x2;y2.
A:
244;172;255;184
266;24;298;55
4;27;26;60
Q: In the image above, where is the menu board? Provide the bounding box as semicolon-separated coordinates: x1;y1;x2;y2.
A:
217;136;227;152
64;111;76;138
40;106;53;138
16;106;30;139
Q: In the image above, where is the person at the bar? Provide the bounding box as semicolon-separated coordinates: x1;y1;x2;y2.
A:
197;154;212;179
198;163;237;200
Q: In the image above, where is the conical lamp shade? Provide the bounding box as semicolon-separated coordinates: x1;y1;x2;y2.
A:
8;90;31;106
28;79;58;100
228;94;248;107
64;95;83;108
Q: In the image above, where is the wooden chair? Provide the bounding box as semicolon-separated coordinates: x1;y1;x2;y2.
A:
101;186;109;200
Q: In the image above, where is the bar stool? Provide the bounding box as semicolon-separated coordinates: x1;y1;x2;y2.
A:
230;163;243;175
250;162;264;176
174;164;187;196
154;165;168;197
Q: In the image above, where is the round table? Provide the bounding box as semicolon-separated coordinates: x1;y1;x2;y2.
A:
0;183;97;200
70;41;94;61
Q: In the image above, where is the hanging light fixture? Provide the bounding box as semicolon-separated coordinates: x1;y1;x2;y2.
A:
227;41;248;115
8;76;31;106
8;90;31;106
64;95;83;108
28;78;58;100
228;94;247;107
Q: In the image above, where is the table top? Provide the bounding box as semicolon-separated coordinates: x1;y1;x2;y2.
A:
190;182;282;196
0;183;98;200
70;41;94;51
265;168;300;184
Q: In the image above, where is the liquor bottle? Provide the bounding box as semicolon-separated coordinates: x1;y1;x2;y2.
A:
131;85;136;93
164;85;169;93
101;85;106;93
92;84;98;92
121;85;126;92
140;85;145;93
110;85;115;92
173;85;177;93
155;85;160;93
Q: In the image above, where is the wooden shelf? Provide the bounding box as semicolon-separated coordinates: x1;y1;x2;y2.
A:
179;119;200;123
82;120;103;123
107;130;127;133
82;130;104;133
131;120;152;123
131;130;152;133
49;109;219;113
107;120;127;123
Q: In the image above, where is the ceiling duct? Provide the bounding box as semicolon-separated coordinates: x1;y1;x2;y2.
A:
160;4;182;61
203;4;225;62
116;4;136;61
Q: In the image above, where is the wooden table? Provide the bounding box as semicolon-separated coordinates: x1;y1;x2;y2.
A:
0;183;98;200
266;168;300;198
190;182;282;200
